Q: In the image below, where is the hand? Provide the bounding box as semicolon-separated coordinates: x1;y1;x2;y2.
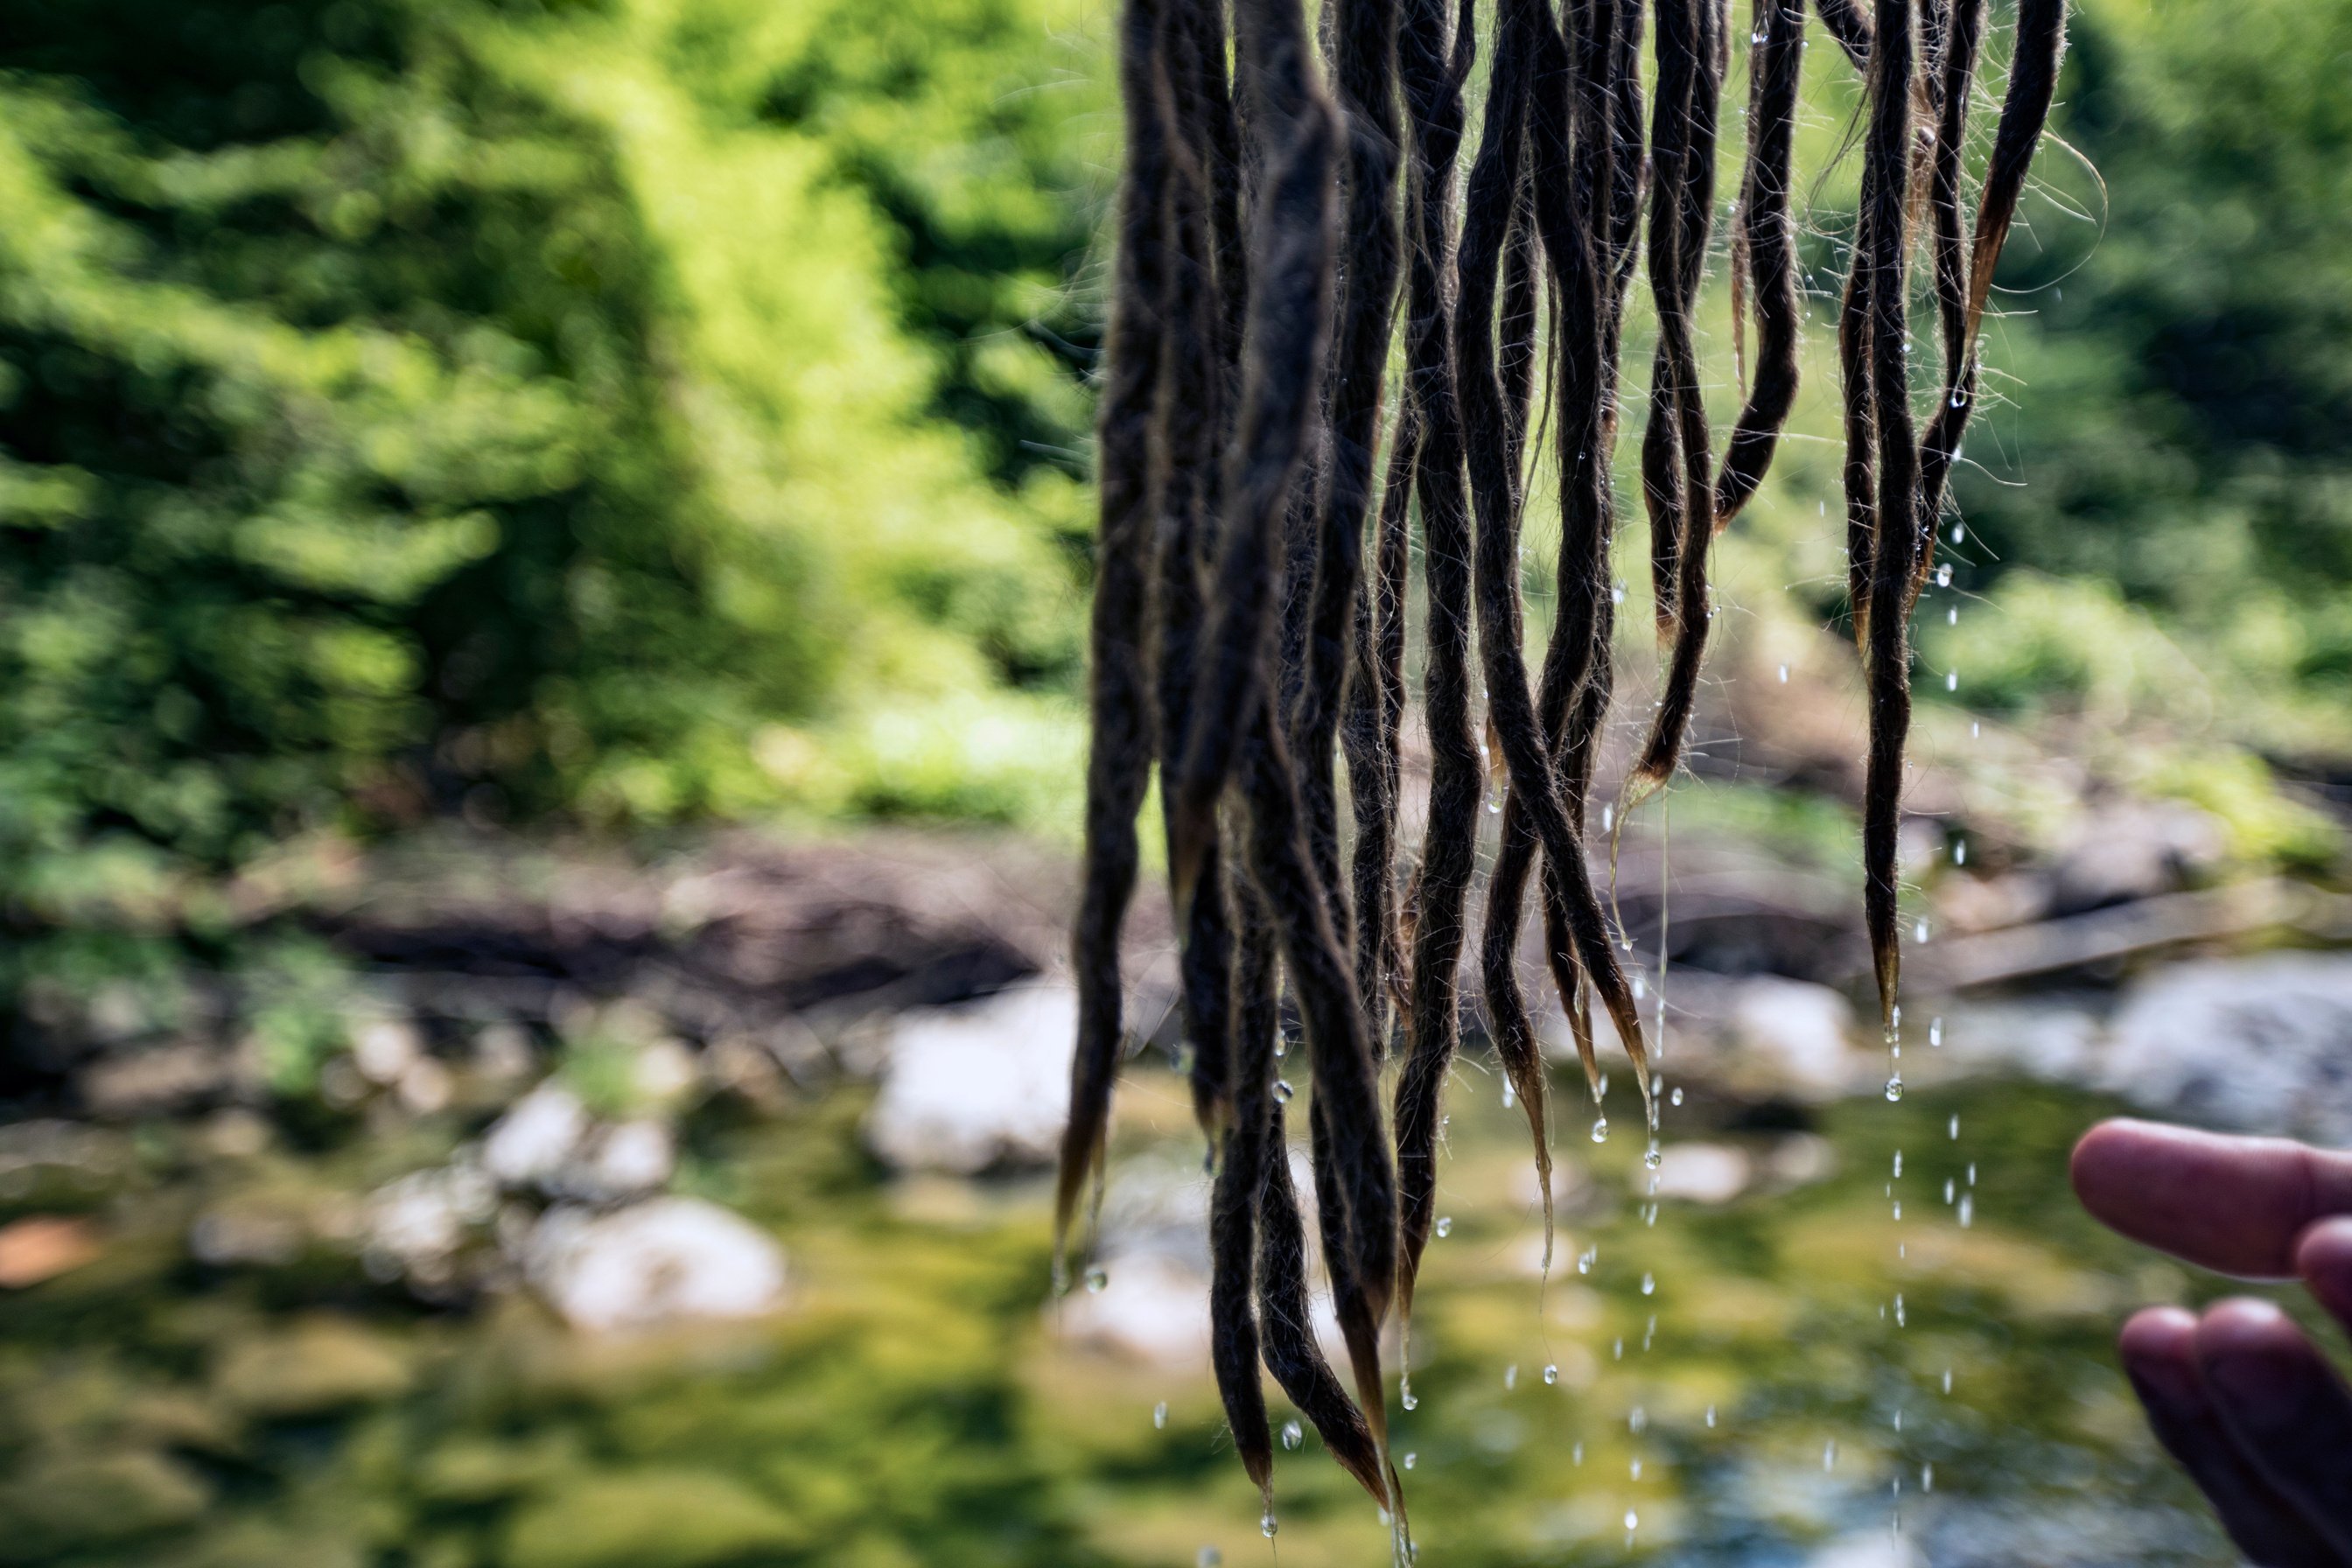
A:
2072;1117;2352;1566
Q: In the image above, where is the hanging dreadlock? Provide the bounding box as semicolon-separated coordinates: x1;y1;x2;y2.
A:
1062;0;2068;1519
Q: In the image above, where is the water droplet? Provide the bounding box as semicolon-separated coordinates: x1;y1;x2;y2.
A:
1644;1143;1663;1170
1957;1194;1974;1228
1632;974;1648;1001
1601;804;1614;832
1504;1363;1519;1390
1922;1462;1936;1492
1629;1405;1648;1433
1670;1086;1684;1107
1705;1404;1718;1427
1914;918;1929;943
1942;1367;1954;1395
1944;1178;1956;1203
1936;562;1954;587
1970;719;1980;738
1612;581;1627;606
1543;1362;1559;1385
1630;1457;1643;1479
1599;1071;1610;1096
1967;1162;1977;1185
1824;1439;1838;1471
1262;1509;1279;1539
1885;1074;1904;1102
1948;604;1958;625
1282;1418;1304;1450
1403;1451;1418;1470
1951;522;1966;544
1948;1113;1960;1140
1892;1200;1902;1220
1894;1408;1904;1432
1948;387;1969;410
1435;1214;1452;1238
1613;1336;1624;1361
1578;1246;1596;1275
1487;793;1502;816
1153;1402;1168;1429
1778;662;1790;682
1641;1271;1656;1296
1086;1266;1110;1293
1894;1292;1907;1327
1625;1509;1640;1532
1501;1081;1516;1109
1272;1079;1293;1104
1401;1379;1418;1411
1928;1017;1943;1048
1945;668;1959;692
1592;1117;1610;1144
1198;1549;1223;1568
1954;840;1967;866
1893;1151;1903;1178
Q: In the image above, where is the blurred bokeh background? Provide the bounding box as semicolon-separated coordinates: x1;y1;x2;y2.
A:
3;0;2352;1564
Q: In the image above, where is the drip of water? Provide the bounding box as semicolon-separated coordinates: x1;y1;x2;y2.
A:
1894;1292;1906;1327
1543;1362;1558;1385
1630;1457;1643;1480
1705;1404;1717;1428
1640;1271;1656;1297
1434;1215;1452;1238
1403;1452;1418;1470
1945;668;1959;692
1957;1194;1975;1228
1592;1117;1610;1144
1629;1405;1648;1432
1670;1087;1684;1107
1886;1075;1904;1102
1282;1419;1304;1450
1261;1509;1278;1539
1086;1267;1110;1293
1273;1080;1294;1104
1936;563;1954;587
1778;662;1790;682
1824;1439;1838;1471
1504;1363;1519;1390
1893;1151;1903;1178
1153;1402;1168;1429
1948;1113;1959;1140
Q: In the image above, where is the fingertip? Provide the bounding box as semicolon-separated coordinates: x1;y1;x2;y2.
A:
2119;1305;2202;1407
2295;1215;2352;1322
2195;1298;2314;1412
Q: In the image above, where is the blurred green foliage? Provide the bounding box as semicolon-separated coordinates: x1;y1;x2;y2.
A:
0;0;1107;914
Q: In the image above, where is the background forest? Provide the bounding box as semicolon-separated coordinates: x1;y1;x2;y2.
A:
4;1;2352;1565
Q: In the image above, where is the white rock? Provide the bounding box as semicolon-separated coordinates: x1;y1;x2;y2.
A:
1052;1250;1211;1366
365;1163;497;1275
2104;954;2352;1144
526;1197;787;1333
1727;977;1861;1100
351;1018;424;1086
567;1119;676;1201
1807;1534;1921;1568
866;985;1076;1173
482;1084;591;1189
1643;1142;1751;1204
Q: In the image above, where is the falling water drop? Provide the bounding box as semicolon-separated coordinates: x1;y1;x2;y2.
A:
1612;581;1628;606
1951;522;1966;544
1892;1200;1902;1220
1262;1509;1278;1539
1885;1075;1904;1102
1153;1402;1168;1430
1632;975;1648;1000
1894;1292;1907;1327
1645;1142;1663;1170
1614;1337;1625;1361
1942;1368;1954;1395
1936;562;1953;587
1592;1117;1611;1144
1198;1549;1222;1568
1629;1405;1648;1433
1778;662;1790;683
1928;1017;1943;1048
1502;1080;1516;1110
1894;1409;1904;1432
1543;1362;1559;1385
1957;1194;1974;1228
1945;668;1959;692
1670;1086;1684;1107
1505;1364;1519;1390
1435;1215;1452;1238
1967;1162;1977;1185
1948;1113;1960;1140
1403;1452;1418;1471
1948;604;1958;625
1914;917;1929;943
1272;1080;1294;1104
1625;1508;1640;1534
1282;1419;1304;1451
1641;1271;1656;1296
1944;1178;1956;1203
1893;1151;1903;1178
1705;1404;1718;1428
1630;1457;1643;1480
1824;1440;1838;1471
1948;387;1969;410
1086;1267;1110;1293
1922;1462;1936;1493
1954;840;1967;866
1601;803;1614;833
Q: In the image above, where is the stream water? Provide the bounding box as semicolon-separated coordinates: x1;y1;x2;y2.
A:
0;1029;2286;1568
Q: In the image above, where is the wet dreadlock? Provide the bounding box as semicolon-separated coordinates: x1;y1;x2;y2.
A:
1061;0;2068;1522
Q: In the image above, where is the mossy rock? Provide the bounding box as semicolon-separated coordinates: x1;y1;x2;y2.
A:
501;1469;808;1568
214;1316;414;1418
0;1450;210;1562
